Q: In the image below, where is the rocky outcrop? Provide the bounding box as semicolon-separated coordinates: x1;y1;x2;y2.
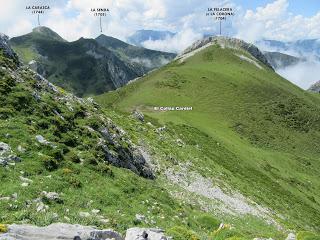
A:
178;36;274;70
132;110;144;122
0;34;19;63
0;224;171;240
28;59;47;77
308;80;320;93
0;223;123;240
0;142;21;166
125;228;170;240
100;127;154;179
285;233;296;240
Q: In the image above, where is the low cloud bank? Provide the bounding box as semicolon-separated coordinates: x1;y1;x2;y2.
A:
140;28;202;53
276;61;320;89
256;41;320;90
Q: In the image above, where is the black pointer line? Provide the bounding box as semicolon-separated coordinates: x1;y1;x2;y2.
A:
100;15;102;33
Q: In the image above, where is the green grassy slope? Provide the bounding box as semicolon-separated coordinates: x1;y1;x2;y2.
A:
0;41;223;239
95;40;320;232
2;32;320;239
1;35;293;240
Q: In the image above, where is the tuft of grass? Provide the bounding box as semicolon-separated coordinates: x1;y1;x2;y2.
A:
0;224;8;233
167;226;200;240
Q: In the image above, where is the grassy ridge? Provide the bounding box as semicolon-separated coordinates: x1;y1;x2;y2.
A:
95;44;320;232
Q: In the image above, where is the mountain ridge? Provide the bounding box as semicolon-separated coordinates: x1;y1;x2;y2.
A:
263;51;302;69
9;27;175;97
257;38;320;57
10;32;141;96
95;34;176;73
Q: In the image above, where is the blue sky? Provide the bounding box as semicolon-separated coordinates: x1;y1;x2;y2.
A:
0;0;319;52
234;0;320;17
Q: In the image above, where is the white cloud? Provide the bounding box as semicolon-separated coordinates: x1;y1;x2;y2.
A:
277;61;320;89
0;1;20;21
245;0;288;20
235;0;320;43
141;28;202;53
0;0;234;42
1;0;320;52
0;1;32;37
7;19;33;37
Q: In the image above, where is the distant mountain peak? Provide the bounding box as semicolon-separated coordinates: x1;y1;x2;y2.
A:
263;51;301;69
32;26;66;42
257;39;320;57
95;34;129;49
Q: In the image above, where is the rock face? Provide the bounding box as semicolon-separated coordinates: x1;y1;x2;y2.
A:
308;80;320;93
125;228;170;240
179;36;274;70
0;142;21;166
285;233;296;240
132;110;144;122
0;34;18;62
0;223;123;240
0;224;172;240
99;123;154;179
28;59;47;77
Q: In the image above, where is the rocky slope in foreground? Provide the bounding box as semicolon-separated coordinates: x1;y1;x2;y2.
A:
0;34;175;239
0;33;153;179
0;223;171;240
